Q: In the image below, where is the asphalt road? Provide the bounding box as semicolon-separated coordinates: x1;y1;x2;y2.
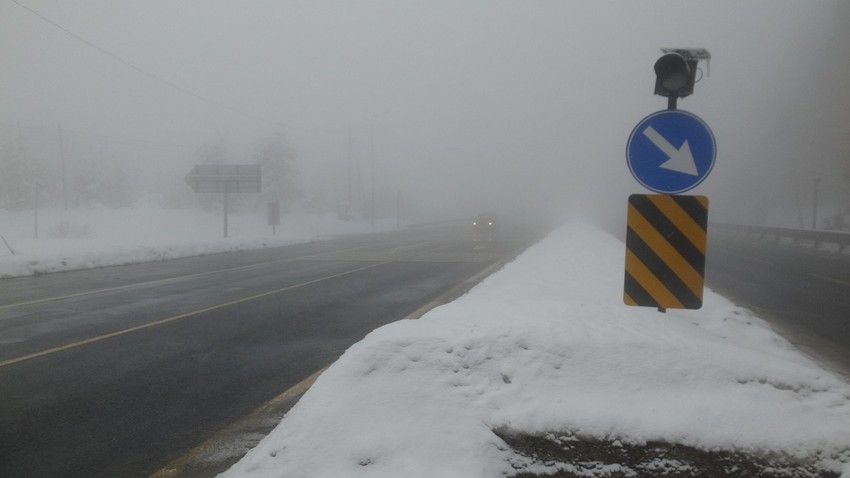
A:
0;225;534;478
706;232;850;380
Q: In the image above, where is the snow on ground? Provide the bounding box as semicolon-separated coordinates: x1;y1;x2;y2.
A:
220;222;850;478
2;206;848;476
0;204;386;278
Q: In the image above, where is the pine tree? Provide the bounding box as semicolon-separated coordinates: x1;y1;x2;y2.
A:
254;132;299;211
195;137;229;211
0;134;46;211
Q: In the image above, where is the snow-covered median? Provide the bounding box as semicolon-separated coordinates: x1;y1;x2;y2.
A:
221;222;850;478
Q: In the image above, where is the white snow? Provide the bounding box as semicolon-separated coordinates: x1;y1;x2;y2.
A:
2;207;849;476
219;222;850;478
0;204;386;278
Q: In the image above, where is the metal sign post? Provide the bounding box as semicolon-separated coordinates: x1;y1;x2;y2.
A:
624;48;713;313
185;164;262;238
268;202;281;235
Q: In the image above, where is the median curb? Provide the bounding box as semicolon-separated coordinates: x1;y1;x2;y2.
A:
148;243;526;478
148;367;328;478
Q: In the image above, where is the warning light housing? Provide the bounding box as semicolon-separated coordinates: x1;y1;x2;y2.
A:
653;48;710;100
654;53;696;98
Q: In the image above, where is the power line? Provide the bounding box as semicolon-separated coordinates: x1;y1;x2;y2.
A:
10;0;284;128
1;123;198;151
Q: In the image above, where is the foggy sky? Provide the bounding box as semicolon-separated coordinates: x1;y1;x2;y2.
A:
2;0;848;230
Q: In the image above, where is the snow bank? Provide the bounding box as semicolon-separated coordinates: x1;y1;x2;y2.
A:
0;206;385;278
221;222;850;478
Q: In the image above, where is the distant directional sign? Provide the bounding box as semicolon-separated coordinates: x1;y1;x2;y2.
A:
626;110;715;194
184;164;261;238
185;164;261;193
624;194;708;310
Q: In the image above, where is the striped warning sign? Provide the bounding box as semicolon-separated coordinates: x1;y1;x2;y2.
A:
624;194;708;310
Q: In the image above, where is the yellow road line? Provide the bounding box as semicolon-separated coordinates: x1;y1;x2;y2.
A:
809;273;850;287
0;262;270;311
149;366;330;478
149;243;511;477
152;243;510;477
0;262;389;369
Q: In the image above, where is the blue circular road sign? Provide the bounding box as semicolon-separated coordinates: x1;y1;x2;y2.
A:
626;110;716;194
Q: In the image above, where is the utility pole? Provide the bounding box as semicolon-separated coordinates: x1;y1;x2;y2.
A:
396;189;401;230
57;122;68;210
368;111;390;228
17;123;39;237
370;122;375;228
795;178;805;229
347;125;353;216
34;182;40;239
223;181;230;238
812;176;821;230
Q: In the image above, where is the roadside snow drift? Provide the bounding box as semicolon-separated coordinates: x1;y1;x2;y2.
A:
0;206;383;278
221;222;850;477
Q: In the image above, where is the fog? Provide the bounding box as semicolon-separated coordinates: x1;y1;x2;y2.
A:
2;0;849;233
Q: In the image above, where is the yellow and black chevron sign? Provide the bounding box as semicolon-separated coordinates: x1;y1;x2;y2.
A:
624;194;708;310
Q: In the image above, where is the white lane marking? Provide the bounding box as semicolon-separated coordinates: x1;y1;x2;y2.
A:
0;262;389;369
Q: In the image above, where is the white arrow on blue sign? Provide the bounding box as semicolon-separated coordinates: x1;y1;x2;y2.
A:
626;110;716;194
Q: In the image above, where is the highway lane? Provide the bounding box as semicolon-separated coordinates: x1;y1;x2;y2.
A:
706;232;850;379
0;225;533;478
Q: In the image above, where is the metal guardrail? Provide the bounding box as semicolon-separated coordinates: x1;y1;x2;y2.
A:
710;223;850;252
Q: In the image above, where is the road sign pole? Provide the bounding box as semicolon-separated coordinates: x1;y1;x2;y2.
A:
624;49;713;313
183;165;263;239
267;201;281;235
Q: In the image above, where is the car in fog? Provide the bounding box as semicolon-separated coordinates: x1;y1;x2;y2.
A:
472;213;499;245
